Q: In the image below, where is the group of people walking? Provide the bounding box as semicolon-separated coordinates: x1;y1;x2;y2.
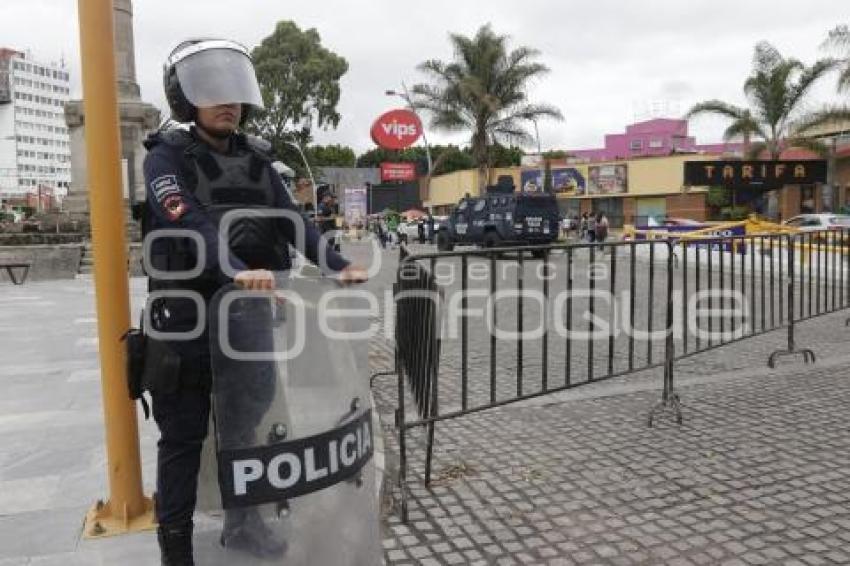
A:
565;212;610;243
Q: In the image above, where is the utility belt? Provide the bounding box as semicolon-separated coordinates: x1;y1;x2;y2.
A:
123;296;214;417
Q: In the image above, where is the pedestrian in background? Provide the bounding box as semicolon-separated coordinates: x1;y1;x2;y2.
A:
595;212;609;244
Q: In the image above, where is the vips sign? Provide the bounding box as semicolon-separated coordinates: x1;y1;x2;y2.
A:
380;162;417;182
684;160;827;188
370;109;422;150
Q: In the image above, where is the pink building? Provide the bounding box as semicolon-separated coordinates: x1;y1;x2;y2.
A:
565;118;743;162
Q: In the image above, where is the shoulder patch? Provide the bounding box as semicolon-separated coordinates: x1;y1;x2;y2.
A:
150;175;189;221
161;194;188;222
150;175;181;203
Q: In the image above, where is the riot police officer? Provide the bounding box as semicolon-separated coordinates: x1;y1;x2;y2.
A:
142;38;365;565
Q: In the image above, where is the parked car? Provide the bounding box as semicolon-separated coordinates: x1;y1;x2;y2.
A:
782;214;850;232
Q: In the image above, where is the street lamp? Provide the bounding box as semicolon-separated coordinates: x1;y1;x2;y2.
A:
532;117;543;192
385;81;433;175
284;139;318;216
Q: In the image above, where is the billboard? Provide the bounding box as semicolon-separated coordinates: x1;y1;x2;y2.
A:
380;162;417;182
588;164;628;195
684;160;827;189
520;168;586;194
343;187;368;227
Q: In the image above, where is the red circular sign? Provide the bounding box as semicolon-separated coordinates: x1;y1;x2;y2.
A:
370;109;423;150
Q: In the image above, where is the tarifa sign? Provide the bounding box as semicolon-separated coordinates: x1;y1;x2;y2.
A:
370;108;422;150
684;160;827;189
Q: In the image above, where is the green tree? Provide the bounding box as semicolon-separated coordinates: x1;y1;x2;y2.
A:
247;21;348;154
307;144;357;167
489;144;524;167
542;149;570;160
792;25;850;132
432;146;475;175
355;145;477;176
356;147;412;168
827;25;850;92
686;41;835;159
412;24;563;191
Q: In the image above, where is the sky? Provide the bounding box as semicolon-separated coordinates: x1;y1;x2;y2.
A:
2;0;848;155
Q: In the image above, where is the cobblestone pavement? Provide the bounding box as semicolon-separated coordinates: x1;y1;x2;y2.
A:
369;242;850;565
375;362;850;565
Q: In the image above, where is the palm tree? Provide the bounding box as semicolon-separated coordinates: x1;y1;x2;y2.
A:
827;24;850;92
412;24;563;191
792;25;850;133
687;42;835;160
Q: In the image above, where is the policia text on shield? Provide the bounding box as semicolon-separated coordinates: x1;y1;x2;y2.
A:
132;38;372;565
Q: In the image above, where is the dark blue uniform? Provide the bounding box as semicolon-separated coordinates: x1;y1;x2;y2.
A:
143;127;349;528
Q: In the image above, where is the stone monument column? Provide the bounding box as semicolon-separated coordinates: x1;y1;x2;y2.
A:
64;0;160;219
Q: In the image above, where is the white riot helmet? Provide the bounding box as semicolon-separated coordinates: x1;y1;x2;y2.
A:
163;38;264;125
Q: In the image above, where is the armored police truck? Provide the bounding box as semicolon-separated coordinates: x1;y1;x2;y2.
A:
436;177;560;255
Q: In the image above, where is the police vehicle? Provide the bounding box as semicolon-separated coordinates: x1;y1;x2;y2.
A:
436;177;560;255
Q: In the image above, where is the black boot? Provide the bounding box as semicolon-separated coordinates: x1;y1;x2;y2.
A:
157;521;195;566
220;508;287;559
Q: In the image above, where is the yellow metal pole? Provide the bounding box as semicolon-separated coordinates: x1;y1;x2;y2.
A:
77;0;154;537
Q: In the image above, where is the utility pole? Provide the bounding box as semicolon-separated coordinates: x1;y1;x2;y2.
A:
286;140;317;214
77;0;154;538
533;118;544;192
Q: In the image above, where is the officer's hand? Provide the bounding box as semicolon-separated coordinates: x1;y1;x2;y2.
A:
234;269;275;291
338;265;368;285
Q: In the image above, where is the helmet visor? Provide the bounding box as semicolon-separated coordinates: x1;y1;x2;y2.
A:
175;48;264;110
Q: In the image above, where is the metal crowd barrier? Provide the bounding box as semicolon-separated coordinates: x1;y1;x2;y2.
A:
387;229;850;521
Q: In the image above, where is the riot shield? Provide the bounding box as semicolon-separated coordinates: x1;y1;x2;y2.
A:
195;274;380;565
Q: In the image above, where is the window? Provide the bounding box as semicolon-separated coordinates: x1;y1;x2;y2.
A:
629;139;643;151
649;138;663;149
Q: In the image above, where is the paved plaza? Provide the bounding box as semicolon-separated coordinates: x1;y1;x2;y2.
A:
1;242;850;564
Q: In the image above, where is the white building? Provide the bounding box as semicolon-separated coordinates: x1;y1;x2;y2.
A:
0;48;71;203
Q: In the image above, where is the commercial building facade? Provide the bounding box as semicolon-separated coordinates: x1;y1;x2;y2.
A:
0;48;71;205
425;118;850;225
563;118;742;162
427;156;716;226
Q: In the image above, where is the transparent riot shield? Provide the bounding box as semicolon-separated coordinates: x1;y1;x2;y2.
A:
195;274;380;565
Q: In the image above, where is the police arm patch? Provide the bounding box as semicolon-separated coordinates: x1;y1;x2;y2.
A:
150;175;188;221
162;194;187;221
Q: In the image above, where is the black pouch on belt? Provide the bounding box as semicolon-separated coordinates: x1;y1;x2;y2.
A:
141;335;182;396
122;310;151;419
